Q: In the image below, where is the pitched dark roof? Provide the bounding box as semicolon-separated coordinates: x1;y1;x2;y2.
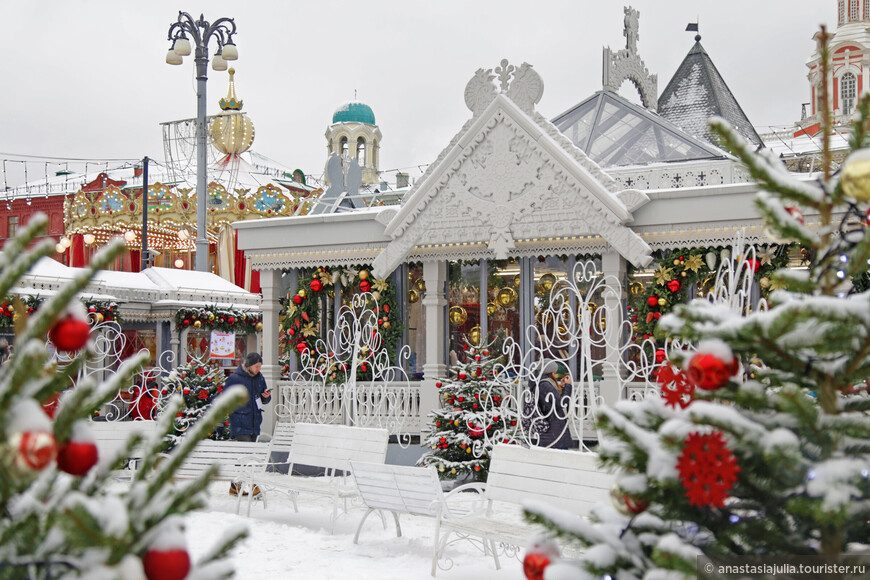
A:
658;37;762;149
551;90;728;167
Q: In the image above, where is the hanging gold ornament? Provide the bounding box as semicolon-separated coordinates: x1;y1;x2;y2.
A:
408;289;420;303
628;281;645;296
209;313;215;322
467;325;482;346
539;273;557;292
193;320;201;328
359;270;370;281
512;274;521;288
497;287;517;308
94;312;105;324
759;277;771;289
298;289;306;298
657;297;667;307
841;150;870;202
371;291;381;301
486;302;498;317
255;322;263;331
415;279;427;292
449;306;468;326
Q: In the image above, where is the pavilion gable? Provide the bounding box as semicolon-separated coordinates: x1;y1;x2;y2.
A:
372;60;652;278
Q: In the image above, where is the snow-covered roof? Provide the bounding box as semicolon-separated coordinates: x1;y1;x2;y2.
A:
658;37;763;149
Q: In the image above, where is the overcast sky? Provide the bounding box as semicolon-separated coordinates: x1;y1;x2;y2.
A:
2;1;832;184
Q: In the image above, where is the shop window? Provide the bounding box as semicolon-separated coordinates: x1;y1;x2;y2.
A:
7;216;18;239
842;72;857;116
448;260;482;363
489;259;521;355
406;263;426;377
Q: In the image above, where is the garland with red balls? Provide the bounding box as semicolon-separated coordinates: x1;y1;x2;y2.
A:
628;245;790;344
0;296;121;328
174;305;262;333
280;266;402;380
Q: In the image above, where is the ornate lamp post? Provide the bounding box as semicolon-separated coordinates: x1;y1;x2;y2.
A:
166;12;238;272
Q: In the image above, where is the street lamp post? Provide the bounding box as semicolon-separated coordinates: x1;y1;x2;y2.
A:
166;12;238;272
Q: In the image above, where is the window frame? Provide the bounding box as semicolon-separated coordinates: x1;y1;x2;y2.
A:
841;71;858;116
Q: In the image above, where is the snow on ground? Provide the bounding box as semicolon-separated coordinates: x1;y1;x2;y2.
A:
186;481;527;580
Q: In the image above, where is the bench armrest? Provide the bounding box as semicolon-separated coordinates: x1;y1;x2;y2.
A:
444;482;488;518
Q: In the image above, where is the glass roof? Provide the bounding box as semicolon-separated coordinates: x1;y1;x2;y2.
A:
552;91;727;167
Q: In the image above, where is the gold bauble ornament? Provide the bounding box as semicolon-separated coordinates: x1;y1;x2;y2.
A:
468;325;482;347
759;277;771;289
512;274;521;288
408;289;420;304
439;466;445;472
497;287;517;308
372;291;381;301
841;150;870;202
465;447;472;454
94;312;105;324
539;273;557;292
451;468;457;474
657;298;667;307
415;278;427;292
486;302;498;317
255;322;264;331
208;313;215;322
359;270;370;281
610;480;649;516
383;321;391;329
449;306;468;326
298;289;306;298
193;320;201;328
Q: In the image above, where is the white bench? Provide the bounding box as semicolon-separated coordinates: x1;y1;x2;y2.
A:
349;462;447;545
240;422;389;532
432;444;613;575
90;420;160;479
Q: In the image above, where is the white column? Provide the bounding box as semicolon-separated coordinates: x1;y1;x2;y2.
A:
259;268;282;437
420;260;448;435
600;251;627;406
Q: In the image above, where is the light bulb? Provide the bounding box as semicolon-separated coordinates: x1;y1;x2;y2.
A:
175;258;185;268
124;231;135;242
83;233;96;246
60;236;71;248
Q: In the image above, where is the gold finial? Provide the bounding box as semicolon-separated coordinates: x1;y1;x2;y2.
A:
219;68;243;111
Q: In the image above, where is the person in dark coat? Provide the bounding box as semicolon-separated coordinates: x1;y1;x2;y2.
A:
532;360;575;449
226;352;272;442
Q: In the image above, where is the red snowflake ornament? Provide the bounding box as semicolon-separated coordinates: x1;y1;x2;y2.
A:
676;430;740;508
657;364;695;409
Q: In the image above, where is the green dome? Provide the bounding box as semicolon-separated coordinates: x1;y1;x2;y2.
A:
332;102;376;125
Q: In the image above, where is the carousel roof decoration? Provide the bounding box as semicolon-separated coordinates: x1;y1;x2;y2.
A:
658;30;763;149
62;68;321;256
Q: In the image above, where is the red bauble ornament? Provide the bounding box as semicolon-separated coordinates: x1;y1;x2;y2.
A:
359;280;371;293
10;430;57;472
296;342;308;354
310;279;323;292
654;348;666;364
647;295;659;307
657;364;695;409
677;430;740;508
666;279;682;293
458;372;467;380
475;367;482;377
143;548;191;580
49;315;91;351
468;425;484;438
360;363;368;372
227;316;235;325
482;349;489;356
522;552;552;580
785;206;805;225
383;304;390;313
182;387;190;395
746;258;761;273
292;295;303;305
57;441;99;476
610;481;650;516
687;352;738;390
435;381;442;388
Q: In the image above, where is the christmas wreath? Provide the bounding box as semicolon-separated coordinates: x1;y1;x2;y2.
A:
280;266;402;382
174;305;262;333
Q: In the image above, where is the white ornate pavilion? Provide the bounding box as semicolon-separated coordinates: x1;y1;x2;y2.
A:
235;8;810;438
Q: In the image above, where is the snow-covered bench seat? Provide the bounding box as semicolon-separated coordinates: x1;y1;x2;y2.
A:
90;420;159;480
432;444;613;575
240;422;389;532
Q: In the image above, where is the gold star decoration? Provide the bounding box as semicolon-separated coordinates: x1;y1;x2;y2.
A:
300;322;317;337
318;270;334;286
758;247;774;266
286;304;298;318
373;278;389;293
683;254;704;273
654;265;674;286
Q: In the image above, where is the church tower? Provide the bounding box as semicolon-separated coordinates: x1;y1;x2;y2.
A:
325;101;382;185
799;0;870;135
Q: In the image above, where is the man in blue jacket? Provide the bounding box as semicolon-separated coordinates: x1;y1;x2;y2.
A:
226;352;272;441
226;352;271;496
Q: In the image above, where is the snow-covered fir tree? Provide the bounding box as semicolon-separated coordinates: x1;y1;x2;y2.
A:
0;214;248;579
161;361;229;451
418;338;517;481
525;29;870;578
